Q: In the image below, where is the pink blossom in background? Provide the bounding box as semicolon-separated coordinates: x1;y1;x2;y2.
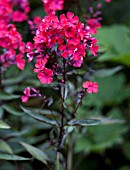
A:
21;87;31;103
105;0;111;2
42;0;64;15
83;81;98;93
12;10;28;22
0;24;26;69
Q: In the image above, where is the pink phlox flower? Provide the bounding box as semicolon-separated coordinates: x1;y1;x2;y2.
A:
15;53;26;70
83;81;98;93
21;87;31;103
87;18;101;34
26;42;34;53
73;59;83;67
38;68;53;84
34;57;48;73
105;0;111;2
60;12;79;28
42;0;64;15
33;16;42;26
90;38;99;56
12;10;28;22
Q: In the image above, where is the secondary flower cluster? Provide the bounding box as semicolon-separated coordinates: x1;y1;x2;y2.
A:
0;0;30;24
0;0;30;70
26;12;99;84
42;0;64;14
0;24;25;70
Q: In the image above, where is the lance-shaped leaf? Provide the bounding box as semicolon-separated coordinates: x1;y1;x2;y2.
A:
94;66;123;78
0;154;30;161
20;142;49;164
0;119;10;129
0;140;13;154
21;106;59;126
0;91;20;100
30;108;60;120
3;104;23;116
67;119;101;127
2;73;26;85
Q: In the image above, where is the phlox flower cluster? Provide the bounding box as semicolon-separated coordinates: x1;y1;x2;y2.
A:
0;0;30;70
26;12;99;85
0;24;25;70
0;0;30;24
42;0;64;14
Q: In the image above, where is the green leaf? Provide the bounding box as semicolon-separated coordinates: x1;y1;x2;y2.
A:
0;107;4;118
122;141;130;160
21;106;59;126
55;152;63;170
110;53;130;67
67;119;101;126
2;73;26;85
0;140;13;154
0;91;20;100
97;25;130;67
3;104;23;116
20;142;48;164
29;108;60;119
94;66;122;78
0;119;10;129
0;153;30;161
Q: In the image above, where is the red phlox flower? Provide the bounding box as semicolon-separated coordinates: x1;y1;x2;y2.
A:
42;0;64;15
87;18;101;34
26;42;34;53
33;16;42;26
83;81;98;93
15;53;26;70
34;57;48;73
38;68;53;84
90;38;99;56
60;12;79;28
12;10;28;22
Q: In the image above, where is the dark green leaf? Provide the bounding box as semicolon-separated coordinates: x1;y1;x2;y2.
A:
0;92;20;100
2;104;23;116
0;153;30;161
20;142;48;164
0;140;13;154
94;66;123;78
21;106;59;126
0;119;10;129
2;73;26;85
67;119;101;126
